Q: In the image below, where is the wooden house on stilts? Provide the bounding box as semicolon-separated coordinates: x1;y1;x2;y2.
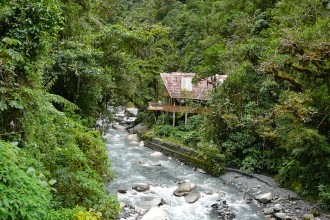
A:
147;72;227;126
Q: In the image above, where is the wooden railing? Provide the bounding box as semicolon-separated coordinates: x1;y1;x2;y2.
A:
147;102;206;113
147;102;164;111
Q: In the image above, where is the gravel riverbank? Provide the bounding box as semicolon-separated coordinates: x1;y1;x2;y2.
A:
221;168;330;220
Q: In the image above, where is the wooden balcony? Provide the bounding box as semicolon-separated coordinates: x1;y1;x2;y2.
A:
147;102;206;114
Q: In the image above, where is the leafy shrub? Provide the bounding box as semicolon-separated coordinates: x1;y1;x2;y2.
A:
154;124;175;137
0;141;51;220
47;206;102;220
195;142;225;175
185;115;204;131
182;131;201;146
240;155;259;173
318;185;330;209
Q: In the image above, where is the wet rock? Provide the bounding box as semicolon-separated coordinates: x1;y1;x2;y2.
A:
112;123;126;131
274;212;287;219
125;108;139;117
256;192;273;203
119;202;144;220
138;198;166;209
132;183;150;192
274;204;284;212
263;207;274;215
141;207;171;220
150;152;162;157
211;200;236;220
173;182;197;197
132;124;149;135
149;162;161;166
218;191;226;197
204;190;213;195
302;214;315;220
117;189;127;194
194;168;206;174
184;192;201;203
126;134;139;142
243;194;253;204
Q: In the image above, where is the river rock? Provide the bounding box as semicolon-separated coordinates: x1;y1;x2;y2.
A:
211;201;236;220
273;203;283;212
125;108;139;117
263;207;274;215
126;134;139;142
138;198;166;209
150;152;162;157
184;192;201;203
204;190;213;195
256;192;272;203
132;124;149;135
141;207;171;220
302;214;315;220
112;123;126;131
274;212;287;219
132;183;150;192
194;168;206;174
149;162;161;166
117;189;127;194
173;182;197;197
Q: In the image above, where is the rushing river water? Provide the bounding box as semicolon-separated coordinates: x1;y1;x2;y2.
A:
105;128;266;220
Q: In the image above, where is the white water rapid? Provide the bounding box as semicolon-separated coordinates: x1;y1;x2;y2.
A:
105;129;266;220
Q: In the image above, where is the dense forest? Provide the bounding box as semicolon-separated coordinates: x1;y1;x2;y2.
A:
0;0;330;219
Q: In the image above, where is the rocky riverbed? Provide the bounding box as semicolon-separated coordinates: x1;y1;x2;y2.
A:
221;169;330;220
107;106;330;220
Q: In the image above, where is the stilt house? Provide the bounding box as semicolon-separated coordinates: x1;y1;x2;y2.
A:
148;72;227;126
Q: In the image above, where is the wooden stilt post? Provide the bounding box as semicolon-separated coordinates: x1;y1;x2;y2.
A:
172;112;175;127
185;112;188;126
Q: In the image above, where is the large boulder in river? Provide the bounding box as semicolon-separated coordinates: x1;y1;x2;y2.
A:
125;108;139;117
141;207;171;220
138;198;166;209
173;182;197;197
256;192;272;203
132;183;150;192
112;123;126;131
126;134;139;142
184;192;201;203
132;124;149;135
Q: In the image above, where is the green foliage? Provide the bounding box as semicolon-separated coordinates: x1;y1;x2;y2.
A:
47;206;101;220
182;131;201;146
0;141;51;220
154;124;174;137
0;0;120;218
318;185;330;209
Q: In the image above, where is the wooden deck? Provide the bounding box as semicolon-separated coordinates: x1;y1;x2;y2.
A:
147;102;206;113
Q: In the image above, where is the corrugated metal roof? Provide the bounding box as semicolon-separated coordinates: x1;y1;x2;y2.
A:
160;72;227;100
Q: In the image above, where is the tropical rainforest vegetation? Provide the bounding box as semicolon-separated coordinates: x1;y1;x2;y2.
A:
0;0;330;219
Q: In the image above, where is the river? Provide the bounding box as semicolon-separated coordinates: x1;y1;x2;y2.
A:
105;128;266;220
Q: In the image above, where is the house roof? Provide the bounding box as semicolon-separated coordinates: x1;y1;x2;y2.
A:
160;72;227;100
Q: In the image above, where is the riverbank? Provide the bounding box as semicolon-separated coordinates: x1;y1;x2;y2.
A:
141;134;330;220
110;108;329;220
221;169;330;220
